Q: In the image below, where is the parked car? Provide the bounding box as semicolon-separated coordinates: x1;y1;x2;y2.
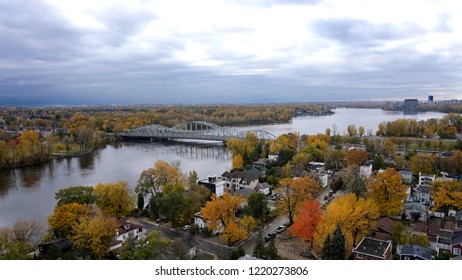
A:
276;225;286;234
183;225;191;231
271;194;277;201
264;233;276;243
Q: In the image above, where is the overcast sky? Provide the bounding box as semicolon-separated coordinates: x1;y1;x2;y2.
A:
0;0;461;105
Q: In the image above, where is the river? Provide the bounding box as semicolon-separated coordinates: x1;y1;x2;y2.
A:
0;108;447;228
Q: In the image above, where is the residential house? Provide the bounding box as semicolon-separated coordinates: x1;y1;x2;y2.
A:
404;202;428;222
255;182;271;195
352;237;392;260
399;170;413;184
221;170;260;191
412;221;428;236
252;158;268;173
373;217;396;241
418;173;435;187
456;210;462;229
198;175;225;197
400;245;433;260
451;231;462;256
193;212;222;235
415;185;431;205
428;218;442;251
436;230;453;252
360;164;372;178
308;162;325;173
115;219;145;241
111;219;146;251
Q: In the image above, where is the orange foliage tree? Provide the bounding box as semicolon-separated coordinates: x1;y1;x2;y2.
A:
346;149;368;167
201;192;248;245
47;202;92;239
276;176;322;225
289;200;322;248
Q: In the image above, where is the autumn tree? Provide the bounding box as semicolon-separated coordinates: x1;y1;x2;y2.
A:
94;181;135;218
47;202;92;239
346;149;368;167
410;155;435;175
71;211;118;259
347;124;358;137
314;194;379;256
201;192;247;245
368;168;407;217
232;154;244;170
431;181;462;211
135;160;186;198
187;184;211;214
276;176;322;225
449;151;462;174
54;186;97;207
289;200;322;248
325;148;345;171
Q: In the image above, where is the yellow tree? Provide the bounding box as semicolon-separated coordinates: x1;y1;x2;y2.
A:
135;160;186;197
368;168;407;217
47;202;92;239
276;176;322;225
201;192;247;245
232;154;244;170
313;194;379;257
431;181;462;211
71;211;118;259
94;181;135;218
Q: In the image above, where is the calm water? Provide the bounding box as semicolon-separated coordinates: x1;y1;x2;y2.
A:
0;108;447;227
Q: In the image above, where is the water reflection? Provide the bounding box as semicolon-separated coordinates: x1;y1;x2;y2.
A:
0;108;448;228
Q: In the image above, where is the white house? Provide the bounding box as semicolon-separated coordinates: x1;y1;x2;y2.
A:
418;173;435;187
255;182;271;195
221;170;260;191
198;175;225;197
194;212;222;235
415;185;431;205
398;170;413;184
110;219;146;251
359;164;372;178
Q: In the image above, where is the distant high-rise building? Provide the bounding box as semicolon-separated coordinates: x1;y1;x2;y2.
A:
428;95;434;102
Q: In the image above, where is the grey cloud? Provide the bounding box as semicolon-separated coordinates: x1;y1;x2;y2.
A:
311;18;425;45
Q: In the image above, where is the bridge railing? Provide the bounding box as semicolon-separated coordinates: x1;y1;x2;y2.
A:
120;121;275;141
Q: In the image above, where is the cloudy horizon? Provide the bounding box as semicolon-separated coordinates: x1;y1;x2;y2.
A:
1;0;461;105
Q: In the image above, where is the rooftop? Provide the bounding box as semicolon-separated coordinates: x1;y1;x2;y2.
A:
400;245;433;260
352;237;391;259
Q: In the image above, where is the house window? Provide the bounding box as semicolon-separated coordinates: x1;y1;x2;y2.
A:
454;248;461;255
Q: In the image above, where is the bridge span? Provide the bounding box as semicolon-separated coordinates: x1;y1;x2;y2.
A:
120;121;276;142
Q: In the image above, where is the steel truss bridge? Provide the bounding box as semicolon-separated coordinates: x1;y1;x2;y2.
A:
120;121;276;142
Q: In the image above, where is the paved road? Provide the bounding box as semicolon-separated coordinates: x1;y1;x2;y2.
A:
135;218;233;259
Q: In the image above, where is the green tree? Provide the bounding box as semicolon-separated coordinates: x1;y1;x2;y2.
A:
331;224;346;260
321;233;333;260
253;232;266;259
118;230;170;260
244;192;269;224
54;186;97;207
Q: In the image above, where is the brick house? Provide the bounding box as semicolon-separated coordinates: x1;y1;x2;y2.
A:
352;237;392;260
